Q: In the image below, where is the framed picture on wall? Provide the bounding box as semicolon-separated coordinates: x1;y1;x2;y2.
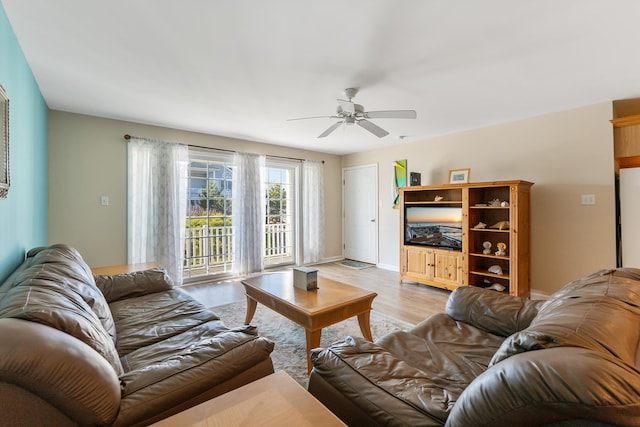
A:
448;168;470;184
393;159;407;208
410;172;421;186
0;84;9;199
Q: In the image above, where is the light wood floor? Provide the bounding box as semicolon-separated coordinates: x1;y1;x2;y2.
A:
183;262;451;325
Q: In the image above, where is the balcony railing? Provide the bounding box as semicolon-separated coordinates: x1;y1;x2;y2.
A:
183;223;293;278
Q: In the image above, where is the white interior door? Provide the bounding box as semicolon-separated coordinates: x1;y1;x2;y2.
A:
620;167;640;267
343;164;378;264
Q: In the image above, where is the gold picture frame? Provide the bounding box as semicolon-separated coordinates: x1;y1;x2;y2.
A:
448;168;470;184
0;84;8;198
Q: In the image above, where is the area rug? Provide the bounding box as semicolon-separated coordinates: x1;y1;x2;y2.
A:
211;300;412;387
335;259;375;270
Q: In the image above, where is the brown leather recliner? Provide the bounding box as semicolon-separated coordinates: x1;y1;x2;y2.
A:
0;244;275;426
309;268;640;426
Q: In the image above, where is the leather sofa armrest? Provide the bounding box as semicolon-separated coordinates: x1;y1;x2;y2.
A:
0;318;122;426
445;286;544;337
94;268;174;302
447;347;640;426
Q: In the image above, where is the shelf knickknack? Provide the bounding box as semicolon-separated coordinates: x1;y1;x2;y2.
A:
0;84;8;199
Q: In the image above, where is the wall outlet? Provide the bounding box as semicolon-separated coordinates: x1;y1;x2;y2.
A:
581;194;596;205
100;195;109;206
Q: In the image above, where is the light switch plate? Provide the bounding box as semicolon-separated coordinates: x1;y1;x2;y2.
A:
581;194;596;205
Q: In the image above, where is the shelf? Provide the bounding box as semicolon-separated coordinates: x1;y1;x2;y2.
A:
473;286;510;295
470;270;510;280
404;201;463;205
469;206;509;210
404;244;462;253
469;253;509;260
469;228;510;233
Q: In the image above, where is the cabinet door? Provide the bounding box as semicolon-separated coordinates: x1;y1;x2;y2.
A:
404;246;430;279
432;249;462;287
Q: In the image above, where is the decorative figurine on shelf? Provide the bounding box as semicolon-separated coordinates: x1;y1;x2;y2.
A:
488;265;503;275
474;221;487;229
434;195;444;201
488;283;506;292
489;221;510;230
482;241;492;254
501;201;509;207
495;242;507;256
488;199;501;207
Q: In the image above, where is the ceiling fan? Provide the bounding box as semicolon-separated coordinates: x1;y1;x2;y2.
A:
288;88;417;138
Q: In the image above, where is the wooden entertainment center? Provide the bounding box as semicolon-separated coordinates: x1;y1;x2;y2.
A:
400;180;533;298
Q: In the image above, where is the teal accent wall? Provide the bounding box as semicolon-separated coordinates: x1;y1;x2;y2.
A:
0;4;48;282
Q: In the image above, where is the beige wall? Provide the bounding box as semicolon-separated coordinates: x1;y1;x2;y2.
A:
50;103;617;296
48;111;343;268
342;102;617;296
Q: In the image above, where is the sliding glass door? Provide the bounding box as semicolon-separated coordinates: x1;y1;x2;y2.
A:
264;160;299;268
183;149;299;281
184;151;234;279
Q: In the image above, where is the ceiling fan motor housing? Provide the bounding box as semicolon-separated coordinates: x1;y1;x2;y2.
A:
344;87;358;100
336;103;364;118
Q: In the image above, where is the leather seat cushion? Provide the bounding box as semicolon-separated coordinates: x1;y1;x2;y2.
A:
110;288;220;356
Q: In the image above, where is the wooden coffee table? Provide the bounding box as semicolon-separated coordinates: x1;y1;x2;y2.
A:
241;271;377;372
151;370;346;426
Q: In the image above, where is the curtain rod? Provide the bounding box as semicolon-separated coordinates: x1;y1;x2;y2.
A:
123;134;324;163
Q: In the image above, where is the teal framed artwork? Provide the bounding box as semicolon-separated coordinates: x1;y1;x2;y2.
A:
393;159;407;208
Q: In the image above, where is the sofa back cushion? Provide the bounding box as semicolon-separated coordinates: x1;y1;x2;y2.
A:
446;286;543;337
0;279;124;375
24;245;117;343
490;268;640;367
0;244;123;375
94;268;174;303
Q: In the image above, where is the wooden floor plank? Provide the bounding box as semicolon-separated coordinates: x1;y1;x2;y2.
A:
183;262;451;325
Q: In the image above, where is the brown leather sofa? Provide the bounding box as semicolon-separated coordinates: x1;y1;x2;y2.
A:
309;268;640;426
0;244;275;426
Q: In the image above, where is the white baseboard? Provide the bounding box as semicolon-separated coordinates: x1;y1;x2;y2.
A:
305;256;342;266
376;263;399;272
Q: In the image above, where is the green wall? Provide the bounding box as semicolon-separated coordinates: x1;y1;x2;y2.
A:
0;4;48;282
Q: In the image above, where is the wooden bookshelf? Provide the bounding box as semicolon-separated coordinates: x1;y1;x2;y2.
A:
400;180;533;298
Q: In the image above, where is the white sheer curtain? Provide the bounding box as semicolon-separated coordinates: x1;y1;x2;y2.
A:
302;160;325;264
127;137;189;285
232;152;265;276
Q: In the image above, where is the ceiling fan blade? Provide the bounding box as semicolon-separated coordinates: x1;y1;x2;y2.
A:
287;115;336;121
318;121;343;138
357;119;389;138
364;110;417;119
337;99;355;114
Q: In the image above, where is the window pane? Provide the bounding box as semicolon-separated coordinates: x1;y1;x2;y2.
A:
184;151;234;280
263;161;297;268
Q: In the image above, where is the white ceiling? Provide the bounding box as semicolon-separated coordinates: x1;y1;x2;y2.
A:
3;0;640;155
